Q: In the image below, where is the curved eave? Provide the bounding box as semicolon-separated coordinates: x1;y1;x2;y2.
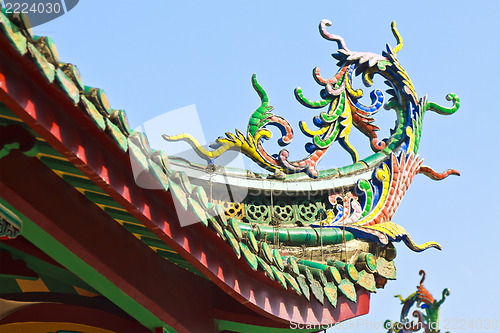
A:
0;24;370;331
168;157;381;196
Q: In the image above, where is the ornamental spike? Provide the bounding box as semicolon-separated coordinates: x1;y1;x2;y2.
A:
391;21;403;54
319;19;350;52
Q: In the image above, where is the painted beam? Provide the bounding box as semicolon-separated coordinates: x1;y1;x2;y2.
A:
0;303;151;333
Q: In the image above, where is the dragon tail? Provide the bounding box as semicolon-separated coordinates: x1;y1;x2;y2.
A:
362;221;442;252
419;165;460;180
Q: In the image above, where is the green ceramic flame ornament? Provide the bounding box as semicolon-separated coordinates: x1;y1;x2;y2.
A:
385;270;450;333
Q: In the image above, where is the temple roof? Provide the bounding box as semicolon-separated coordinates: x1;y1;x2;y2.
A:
0;7;459;332
0;8;377;332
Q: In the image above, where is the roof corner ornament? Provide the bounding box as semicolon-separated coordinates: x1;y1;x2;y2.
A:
164;18;460;252
164;19;458;178
385;270;450;333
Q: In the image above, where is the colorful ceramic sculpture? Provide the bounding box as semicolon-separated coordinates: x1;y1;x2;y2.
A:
385;270;450;333
164;19;460;252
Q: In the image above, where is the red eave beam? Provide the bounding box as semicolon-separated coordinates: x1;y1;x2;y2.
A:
0;150;218;332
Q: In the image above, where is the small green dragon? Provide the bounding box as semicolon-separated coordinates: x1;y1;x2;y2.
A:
385;270;450;333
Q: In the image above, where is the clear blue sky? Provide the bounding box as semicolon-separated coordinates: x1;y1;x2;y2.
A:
33;1;500;331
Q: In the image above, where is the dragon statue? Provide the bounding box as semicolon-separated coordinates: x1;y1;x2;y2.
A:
385;270;450;333
163;19;460;252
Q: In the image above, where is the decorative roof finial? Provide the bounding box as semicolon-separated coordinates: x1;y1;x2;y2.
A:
385;270;450;333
